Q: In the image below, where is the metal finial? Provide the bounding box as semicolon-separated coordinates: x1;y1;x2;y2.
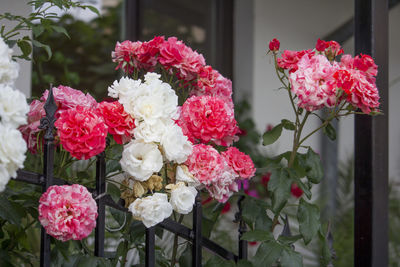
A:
39;84;57;141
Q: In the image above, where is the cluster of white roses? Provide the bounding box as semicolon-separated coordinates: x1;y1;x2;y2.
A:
108;73;197;227
0;37;29;191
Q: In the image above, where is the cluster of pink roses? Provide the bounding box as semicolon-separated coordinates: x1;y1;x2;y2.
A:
270;38;380;114
185;145;255;202
20;85;136;159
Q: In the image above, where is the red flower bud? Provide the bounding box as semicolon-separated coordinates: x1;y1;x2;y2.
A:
269;38;280;52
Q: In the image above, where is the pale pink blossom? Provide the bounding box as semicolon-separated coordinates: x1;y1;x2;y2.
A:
289;54;339;111
19;100;45;153
38;184;98;241
185;144;225;185
159;37;205;81
222;147;256;179
41;85;97;116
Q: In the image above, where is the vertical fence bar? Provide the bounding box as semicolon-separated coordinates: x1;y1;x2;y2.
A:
192;192;202;266
39;87;57;267
237;195;248;260
145;227;155;267
354;0;389;266
94;152;106;257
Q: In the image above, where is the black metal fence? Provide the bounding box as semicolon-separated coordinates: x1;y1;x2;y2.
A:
15;88;249;266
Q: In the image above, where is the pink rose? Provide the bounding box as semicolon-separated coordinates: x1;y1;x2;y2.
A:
289;54;339;111
112;40;142;73
39;184;98;241
180;95;238;146
19;100;46;153
222;147;256;179
185;144;225;185
54;106;108;160
41;85;97;116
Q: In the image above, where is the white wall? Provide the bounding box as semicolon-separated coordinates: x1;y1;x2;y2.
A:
1;0;32;97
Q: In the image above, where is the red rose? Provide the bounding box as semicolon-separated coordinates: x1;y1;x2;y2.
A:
97;101;135;145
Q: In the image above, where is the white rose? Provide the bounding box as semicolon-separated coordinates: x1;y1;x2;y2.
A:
0;85;29;127
133;93;167;123
161;123;192;163
0;37;19;85
169;182;197;214
121;73;178;122
144;72;162;84
120;140;163;181
129;193;173;228
176;165;201;187
0;123;27;191
108;77;141;101
133;118;172;143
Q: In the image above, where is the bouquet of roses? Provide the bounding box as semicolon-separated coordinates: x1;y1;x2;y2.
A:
19;36;255;241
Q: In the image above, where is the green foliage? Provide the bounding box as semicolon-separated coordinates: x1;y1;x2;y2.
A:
297;199;320;245
0;0;99;60
262;123;282;146
322;122;336;141
31;5;121;100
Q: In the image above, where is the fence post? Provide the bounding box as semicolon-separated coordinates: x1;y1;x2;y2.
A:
95;151;106;257
192;191;202;266
354;0;389;266
237;195;248;260
145;226;156;267
39;86;57;267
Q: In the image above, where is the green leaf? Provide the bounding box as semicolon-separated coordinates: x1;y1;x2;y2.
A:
179;244;192;267
75;255;101;266
32;25;44;37
304;148;324;184
17;39;32;58
297;199;320;245
241;230;273;242
280;248;303;267
204;256;235;267
237;259;254;267
293;180;311;199
323;122;336;141
252;240;283;267
242;197;263;229
262;124;282;146
268;168;292;213
86;5;101;16
107;182;121;203
129;220;145;243
255;210;273;231
51;25;70;38
31;39;52;60
0;195;22;225
109;207;125;226
281;119;295;130
277;234;302;246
